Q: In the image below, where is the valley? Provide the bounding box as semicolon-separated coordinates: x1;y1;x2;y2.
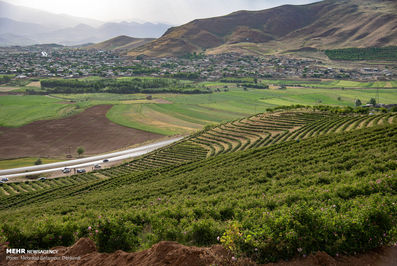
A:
0;0;396;265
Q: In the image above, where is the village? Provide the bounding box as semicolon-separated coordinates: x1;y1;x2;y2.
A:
0;45;396;81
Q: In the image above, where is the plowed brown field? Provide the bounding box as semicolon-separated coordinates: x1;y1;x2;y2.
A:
0;105;163;159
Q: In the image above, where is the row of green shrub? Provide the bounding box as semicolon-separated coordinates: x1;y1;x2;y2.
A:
0;119;396;263
325;46;397;61
40;78;210;94
266;104;396;114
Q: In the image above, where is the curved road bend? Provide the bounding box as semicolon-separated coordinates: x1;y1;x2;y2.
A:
0;137;183;179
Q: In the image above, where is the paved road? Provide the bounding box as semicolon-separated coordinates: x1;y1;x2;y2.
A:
0;137;183;179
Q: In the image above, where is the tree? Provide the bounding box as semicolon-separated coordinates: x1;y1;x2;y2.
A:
34;158;42;165
368;98;376;106
77;147;85;157
355;99;362;107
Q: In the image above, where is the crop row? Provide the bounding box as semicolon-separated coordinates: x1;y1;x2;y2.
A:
1;121;396;264
190;111;396;157
2;111;395;199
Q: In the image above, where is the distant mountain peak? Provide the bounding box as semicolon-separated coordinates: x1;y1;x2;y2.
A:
0;0;172;46
128;0;397;57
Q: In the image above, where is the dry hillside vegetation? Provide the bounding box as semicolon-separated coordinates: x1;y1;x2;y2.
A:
86;35;154;51
129;0;397;57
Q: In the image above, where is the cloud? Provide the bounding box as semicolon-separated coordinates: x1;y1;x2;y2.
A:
2;0;322;24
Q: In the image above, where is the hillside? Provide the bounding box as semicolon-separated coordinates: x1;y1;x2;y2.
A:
0;109;396;263
129;0;397;57
85;35;155;50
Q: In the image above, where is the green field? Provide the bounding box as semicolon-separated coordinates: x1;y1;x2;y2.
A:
1;85;397;135
0;95;80;127
0;157;60;169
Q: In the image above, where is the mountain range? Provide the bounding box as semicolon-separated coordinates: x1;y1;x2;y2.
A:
128;0;397;57
0;1;171;46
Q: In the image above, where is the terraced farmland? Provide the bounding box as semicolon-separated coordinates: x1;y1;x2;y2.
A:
0;120;396;264
190;111;396;156
0;173;104;210
101;142;208;178
1;109;395;201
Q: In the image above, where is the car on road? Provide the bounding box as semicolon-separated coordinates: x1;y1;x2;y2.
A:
77;169;86;173
1;177;8;182
94;164;101;169
103;159;109;163
38;177;46;181
62;168;71;173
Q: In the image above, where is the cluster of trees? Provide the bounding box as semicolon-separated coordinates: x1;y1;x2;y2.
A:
268;103;395;114
40;78;211;94
220;77;255;83
0;75;12;85
168;72;200;80
113;65;159;75
218;78;269;89
325;46;397;61
181;52;206;59
355;98;377;107
243;83;269;89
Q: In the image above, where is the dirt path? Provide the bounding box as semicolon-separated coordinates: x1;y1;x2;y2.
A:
0;87;19;92
0;105;163;159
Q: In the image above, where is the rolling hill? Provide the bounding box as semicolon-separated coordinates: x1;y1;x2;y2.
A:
85;35;155;51
0;108;396;263
129;0;397;57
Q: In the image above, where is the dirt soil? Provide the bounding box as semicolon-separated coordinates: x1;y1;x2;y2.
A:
0;105;163;159
1;238;396;266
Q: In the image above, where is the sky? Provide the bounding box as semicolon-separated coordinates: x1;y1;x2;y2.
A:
3;0;321;25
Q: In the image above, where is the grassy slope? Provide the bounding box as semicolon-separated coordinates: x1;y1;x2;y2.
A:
0;95;76;127
107;87;397;135
0;158;60;170
0;123;395;262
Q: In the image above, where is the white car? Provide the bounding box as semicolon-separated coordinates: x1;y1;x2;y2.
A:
94;164;101;169
62;168;71;173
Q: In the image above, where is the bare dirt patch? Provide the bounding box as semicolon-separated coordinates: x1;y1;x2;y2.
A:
0;238;233;266
0;105;163;159
152;98;172;104
27;81;41;87
0;87;19;92
1;238;396;266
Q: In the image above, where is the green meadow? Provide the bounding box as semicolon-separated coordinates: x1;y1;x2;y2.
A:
0;95;78;127
1;81;397;135
0;157;60;170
